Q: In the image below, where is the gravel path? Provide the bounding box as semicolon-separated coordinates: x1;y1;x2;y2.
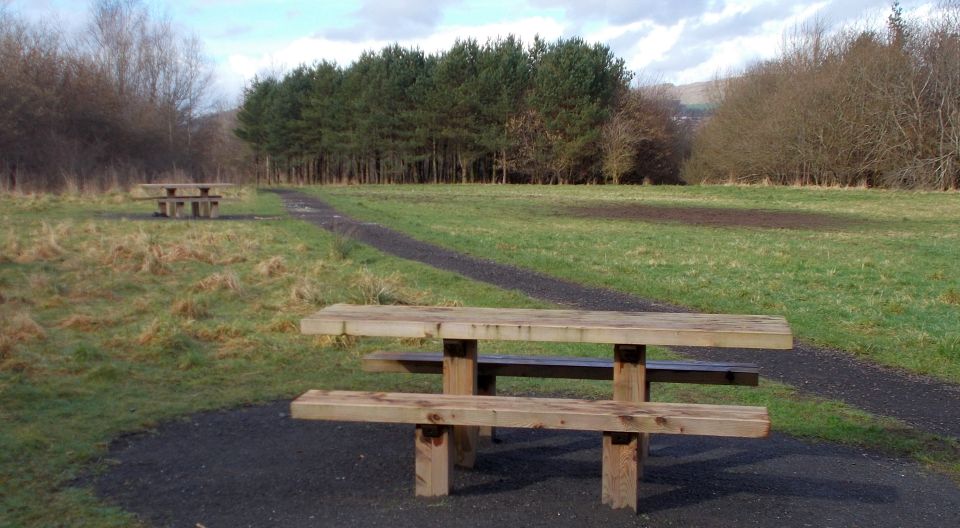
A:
273;189;960;439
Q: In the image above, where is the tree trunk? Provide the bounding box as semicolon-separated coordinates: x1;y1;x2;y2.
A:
501;148;507;184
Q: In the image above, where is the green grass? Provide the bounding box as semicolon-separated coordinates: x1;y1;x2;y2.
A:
307;184;960;383
0;188;957;526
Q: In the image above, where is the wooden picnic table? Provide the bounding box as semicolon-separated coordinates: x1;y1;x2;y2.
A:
139;183;234;218
298;304;792;510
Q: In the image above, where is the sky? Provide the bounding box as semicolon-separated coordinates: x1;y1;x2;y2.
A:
7;0;937;105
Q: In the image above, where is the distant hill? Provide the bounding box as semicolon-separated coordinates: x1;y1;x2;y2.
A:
656;80;723;108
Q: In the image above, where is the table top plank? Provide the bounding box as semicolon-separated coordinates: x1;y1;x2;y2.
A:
301;304;792;349
139;183;235;188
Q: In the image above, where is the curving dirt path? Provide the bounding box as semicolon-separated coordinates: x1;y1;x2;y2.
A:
274;189;960;438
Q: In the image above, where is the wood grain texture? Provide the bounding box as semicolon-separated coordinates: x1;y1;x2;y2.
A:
415;424;452;497
360;351;760;386
290;390;771;438
477;374;496;442
602;344;646;510
602;431;638;510
442;339;478;468
301;304;792;349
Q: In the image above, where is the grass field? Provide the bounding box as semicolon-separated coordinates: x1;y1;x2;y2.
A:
310;184;960;383
1;188;957;526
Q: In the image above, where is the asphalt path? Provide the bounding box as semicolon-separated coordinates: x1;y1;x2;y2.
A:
90;189;960;527
95;401;960;528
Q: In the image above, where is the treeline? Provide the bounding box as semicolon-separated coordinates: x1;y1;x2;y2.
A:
0;0;241;192
235;37;687;185
685;3;960;189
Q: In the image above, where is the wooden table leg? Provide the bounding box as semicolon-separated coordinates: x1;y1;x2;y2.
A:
602;344;646;511
415;424;452;497
478;374;496;444
200;188;211;217
161;188;177;217
442;338;478;468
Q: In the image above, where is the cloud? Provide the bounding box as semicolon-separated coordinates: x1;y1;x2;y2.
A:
320;0;462;42
210;0;937;101
228;16;567;82
533;0;710;26
604;0;905;84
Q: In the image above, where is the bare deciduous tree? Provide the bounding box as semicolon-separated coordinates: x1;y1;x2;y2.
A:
685;5;960;190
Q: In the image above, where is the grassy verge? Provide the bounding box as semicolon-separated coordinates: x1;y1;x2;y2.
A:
308;184;960;383
0;189;956;526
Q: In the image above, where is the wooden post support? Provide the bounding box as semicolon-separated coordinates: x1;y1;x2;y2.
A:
209;202;220;219
199;188;211;217
415;424;452;497
478;374;496;443
158;201;168;216
191;201;200;217
442;338;478;468
602;344;646;511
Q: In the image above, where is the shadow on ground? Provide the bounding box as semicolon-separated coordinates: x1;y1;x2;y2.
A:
91;401;960;528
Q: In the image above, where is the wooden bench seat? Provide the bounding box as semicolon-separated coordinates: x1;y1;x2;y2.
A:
135;195;228;201
153;195;224;201
291;390;769;496
362;351;759;386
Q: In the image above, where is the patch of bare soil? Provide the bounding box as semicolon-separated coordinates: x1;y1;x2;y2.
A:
567;204;861;230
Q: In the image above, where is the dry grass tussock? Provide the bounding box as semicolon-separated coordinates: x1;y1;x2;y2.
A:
171;296;209;319
255;256;287;277
0;228;20;263
0;312;46;364
189;229;238;246
27;273;51;292
136;318;165;346
349;268;425;306
105;230;166;274
135;318;194;356
290;279;324;306
165;244;214;264
214;337;259;359
2;313;47;342
14;221;70;263
193;272;241;293
192;324;246;343
941;289;960;306
259;317;299;334
105;229;220;274
57;314;108;332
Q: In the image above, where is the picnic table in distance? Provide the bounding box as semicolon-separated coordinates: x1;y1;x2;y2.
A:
139;183;234;218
